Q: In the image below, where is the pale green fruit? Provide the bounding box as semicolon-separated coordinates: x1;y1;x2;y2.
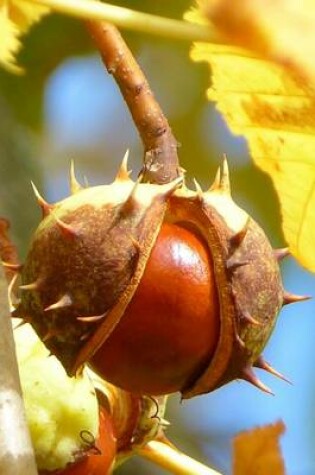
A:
14;321;99;472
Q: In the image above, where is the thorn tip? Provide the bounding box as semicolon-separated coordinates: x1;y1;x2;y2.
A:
115;150;131;181
193;179;203;199
273;247;290;261
283;291;311;305
241;366;274;395
226;258;249;272
236;333;246;349
254;356;292;384
44;294;72;312
55;217;79;239
210;154;231;193
70;161;83;194
242;311;262;326
31;182;53;217
20;280;40;291
159;176;183;198
77;313;107;323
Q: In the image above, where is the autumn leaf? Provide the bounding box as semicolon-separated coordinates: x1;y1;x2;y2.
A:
0;5;20;73
0;0;49;72
186;1;315;272
233;420;286;475
193;0;315;83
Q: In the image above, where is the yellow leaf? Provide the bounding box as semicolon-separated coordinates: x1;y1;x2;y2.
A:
233;421;286;475
0;0;49;72
190;0;315;83
187;2;315;272
0;4;21;73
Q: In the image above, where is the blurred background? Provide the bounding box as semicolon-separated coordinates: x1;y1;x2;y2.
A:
0;1;314;474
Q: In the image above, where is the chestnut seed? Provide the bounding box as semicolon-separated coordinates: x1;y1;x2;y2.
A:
90;222;220;395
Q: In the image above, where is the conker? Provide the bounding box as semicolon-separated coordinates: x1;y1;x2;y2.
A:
14;157;308;398
90;221;220;395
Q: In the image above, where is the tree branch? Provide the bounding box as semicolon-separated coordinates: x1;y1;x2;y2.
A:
86;21;181;184
136;439;222;475
0;264;38;475
28;0;217;43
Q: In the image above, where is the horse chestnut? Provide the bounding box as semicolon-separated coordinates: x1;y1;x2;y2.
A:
13;157;307;398
90;221;220;395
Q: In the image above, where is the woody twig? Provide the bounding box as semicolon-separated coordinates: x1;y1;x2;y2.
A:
86;21;181;185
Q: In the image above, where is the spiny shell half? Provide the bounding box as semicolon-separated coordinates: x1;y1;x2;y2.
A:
17;159;182;374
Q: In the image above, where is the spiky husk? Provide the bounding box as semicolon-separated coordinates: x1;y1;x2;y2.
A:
16;158;290;397
167;165;283;398
16;169;182;374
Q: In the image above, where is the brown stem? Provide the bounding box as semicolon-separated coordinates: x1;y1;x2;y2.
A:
0;221;37;473
136;440;222;475
86;21;181;185
0;265;38;475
